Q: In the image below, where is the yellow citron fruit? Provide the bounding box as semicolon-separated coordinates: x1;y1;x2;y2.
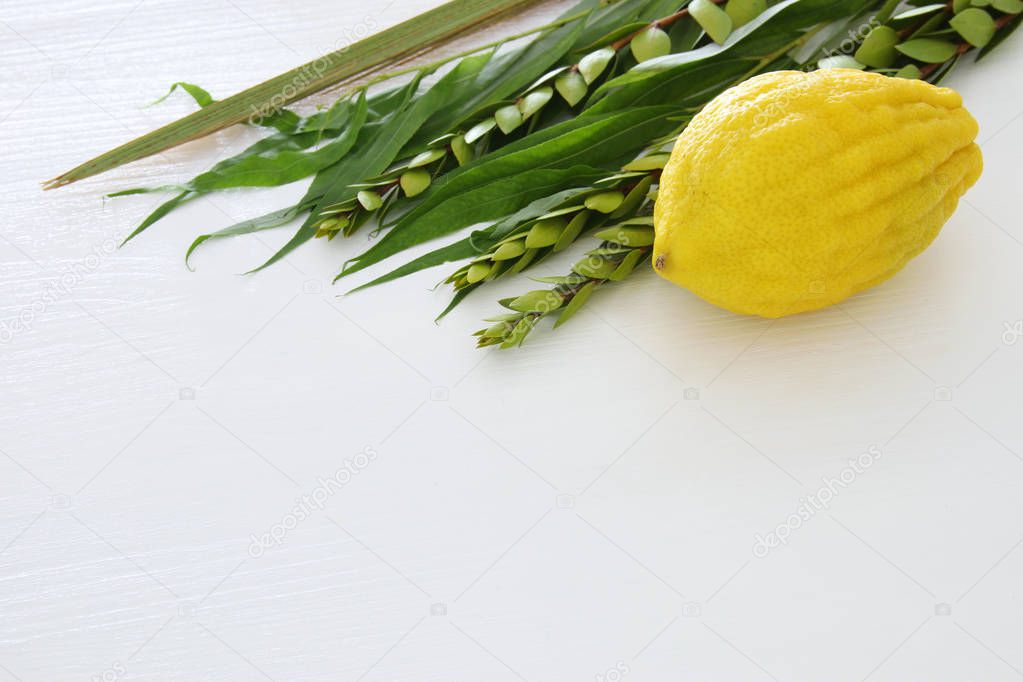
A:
652;69;983;318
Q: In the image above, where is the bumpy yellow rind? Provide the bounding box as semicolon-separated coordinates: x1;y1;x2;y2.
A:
652;68;983;318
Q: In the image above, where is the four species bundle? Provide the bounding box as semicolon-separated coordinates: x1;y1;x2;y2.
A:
53;0;1021;348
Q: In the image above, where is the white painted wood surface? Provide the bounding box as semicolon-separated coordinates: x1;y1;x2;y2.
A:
2;1;1023;679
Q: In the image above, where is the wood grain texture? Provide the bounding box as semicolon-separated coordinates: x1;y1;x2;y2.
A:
2;2;1023;680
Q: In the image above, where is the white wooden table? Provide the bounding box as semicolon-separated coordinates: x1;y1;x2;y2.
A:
3;1;1023;680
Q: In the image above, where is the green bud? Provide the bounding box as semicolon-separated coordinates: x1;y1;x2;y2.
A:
630;26;672;63
519;87;553;119
356;190;382;211
525;217;568;249
483;321;513;338
690;0;733;45
508;290;563;313
407;148;446;169
578;48;615;84
492;239;527;261
315;216;348;239
464;118;497;144
585;191;626;214
725;0;767;28
400;169;432;197
854;26;899;68
466;262;492;284
450;135;473;166
494;104;524;134
555;70;588;107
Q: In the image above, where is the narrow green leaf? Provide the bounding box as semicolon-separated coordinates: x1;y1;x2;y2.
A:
610;174;655;218
622;153;671;171
252;53;491;272
669;16;705;51
188;91;369;192
184;204;307;269
339;106;679;279
346;189;583;293
150;82;214;108
45;0;551;189
553;280;598;328
554;210;590;252
532;274;588;285
509;290;563;313
506;248;540;274
122;192;194;246
408;148;447;168
601;0;874;94
406;0;597;149
892;3;946;22
500;316;537;349
608;247;647;280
